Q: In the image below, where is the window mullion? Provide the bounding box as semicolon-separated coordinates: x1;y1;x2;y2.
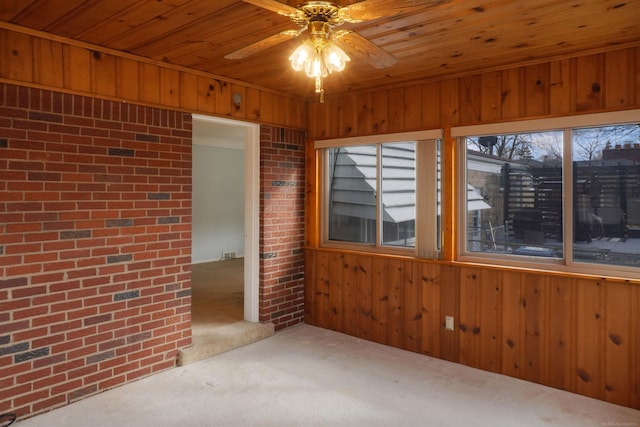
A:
417;140;436;257
376;144;382;248
321;149;329;244
563;128;574;265
458;138;468;256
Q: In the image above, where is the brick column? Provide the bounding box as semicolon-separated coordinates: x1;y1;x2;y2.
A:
259;126;306;329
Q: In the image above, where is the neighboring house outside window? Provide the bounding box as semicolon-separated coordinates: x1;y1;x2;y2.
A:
316;130;442;258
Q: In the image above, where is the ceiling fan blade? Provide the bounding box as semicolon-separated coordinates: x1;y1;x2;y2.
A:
242;0;300;17
334;30;397;69
340;0;448;22
224;30;301;60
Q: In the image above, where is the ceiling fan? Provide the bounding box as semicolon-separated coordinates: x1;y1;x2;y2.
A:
225;0;446;100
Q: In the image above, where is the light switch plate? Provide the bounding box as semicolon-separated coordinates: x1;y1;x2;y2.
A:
445;316;454;331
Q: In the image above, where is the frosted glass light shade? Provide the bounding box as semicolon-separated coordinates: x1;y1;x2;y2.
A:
289;40;315;72
323;41;350;73
289;39;350;78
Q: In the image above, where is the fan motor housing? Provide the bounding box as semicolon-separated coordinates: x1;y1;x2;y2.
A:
295;2;343;26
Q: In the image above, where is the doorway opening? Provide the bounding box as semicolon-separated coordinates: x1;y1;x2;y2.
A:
188;114;261;355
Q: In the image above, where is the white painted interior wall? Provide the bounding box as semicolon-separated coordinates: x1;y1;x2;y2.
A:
192;128;245;264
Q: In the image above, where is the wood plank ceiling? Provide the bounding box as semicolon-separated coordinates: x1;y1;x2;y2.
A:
1;0;639;99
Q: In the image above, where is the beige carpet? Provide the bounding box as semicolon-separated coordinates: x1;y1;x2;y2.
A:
17;324;640;427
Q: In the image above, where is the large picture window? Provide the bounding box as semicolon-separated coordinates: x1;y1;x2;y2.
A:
455;110;640;276
317;131;442;257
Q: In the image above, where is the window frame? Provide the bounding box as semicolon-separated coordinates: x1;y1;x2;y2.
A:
453;109;640;279
315;130;443;258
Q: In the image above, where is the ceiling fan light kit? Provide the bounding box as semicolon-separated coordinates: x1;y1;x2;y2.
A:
288;21;350;102
227;0;440;101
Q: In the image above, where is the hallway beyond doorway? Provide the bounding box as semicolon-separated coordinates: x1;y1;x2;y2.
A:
179;259;273;365
191;258;244;331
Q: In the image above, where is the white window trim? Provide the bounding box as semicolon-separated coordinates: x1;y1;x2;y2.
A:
454;109;640;280
318;130;443;257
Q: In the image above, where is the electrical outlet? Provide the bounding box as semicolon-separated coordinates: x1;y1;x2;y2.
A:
222;251;236;260
445;316;454;331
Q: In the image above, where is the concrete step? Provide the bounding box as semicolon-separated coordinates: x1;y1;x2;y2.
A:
177;321;274;366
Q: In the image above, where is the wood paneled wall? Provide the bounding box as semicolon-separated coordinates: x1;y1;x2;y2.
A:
305;45;640;410
308;47;640;139
308;46;640;258
0;24;306;130
305;249;640;409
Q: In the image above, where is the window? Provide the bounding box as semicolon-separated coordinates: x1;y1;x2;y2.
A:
317;130;442;257
572;124;640;268
455;110;640;276
464;130;564;258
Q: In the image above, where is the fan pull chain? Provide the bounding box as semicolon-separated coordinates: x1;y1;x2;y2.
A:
315;76;325;103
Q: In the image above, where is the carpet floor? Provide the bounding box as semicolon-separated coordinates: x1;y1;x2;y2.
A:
17;324;639;427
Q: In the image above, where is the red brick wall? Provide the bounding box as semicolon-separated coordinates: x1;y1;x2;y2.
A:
259;126;306;329
0;83;192;417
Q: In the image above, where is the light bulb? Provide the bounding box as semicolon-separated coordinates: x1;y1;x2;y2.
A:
311;57;322;77
307;51;329;78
